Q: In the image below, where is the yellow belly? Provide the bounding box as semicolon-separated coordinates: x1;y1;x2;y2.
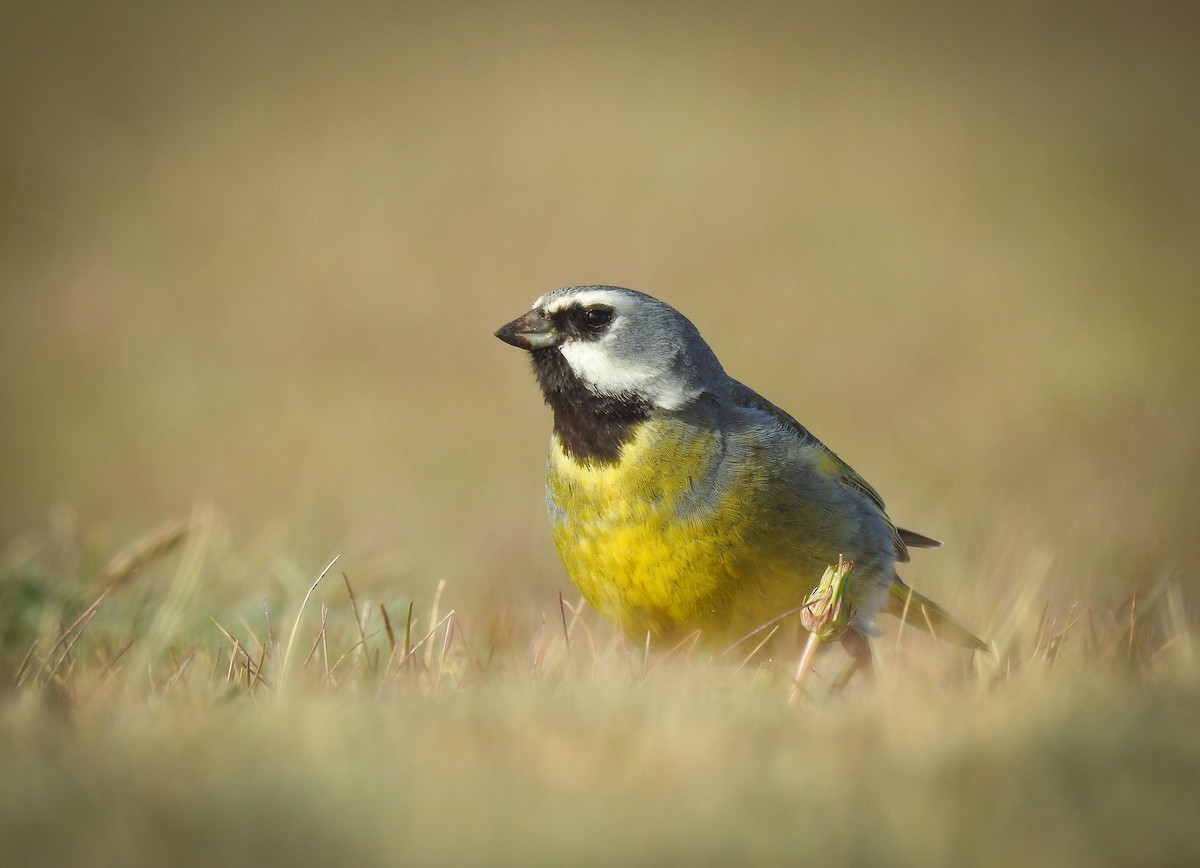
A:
546;418;819;645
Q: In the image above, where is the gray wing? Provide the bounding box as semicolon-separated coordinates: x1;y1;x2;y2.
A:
724;379;940;562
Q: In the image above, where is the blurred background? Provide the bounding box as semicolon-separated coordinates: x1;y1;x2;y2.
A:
2;0;1197;623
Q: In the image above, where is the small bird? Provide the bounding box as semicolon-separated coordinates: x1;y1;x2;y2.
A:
496;286;987;681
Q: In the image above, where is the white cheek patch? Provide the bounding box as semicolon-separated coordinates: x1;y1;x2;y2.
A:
559;340;647;394
559;340;695;411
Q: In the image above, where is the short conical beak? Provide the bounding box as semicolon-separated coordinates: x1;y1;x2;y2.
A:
495;310;561;351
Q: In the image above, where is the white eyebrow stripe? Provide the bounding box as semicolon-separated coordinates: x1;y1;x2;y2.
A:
540;288;629;313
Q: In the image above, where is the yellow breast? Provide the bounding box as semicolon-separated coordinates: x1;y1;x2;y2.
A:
546;417;811;645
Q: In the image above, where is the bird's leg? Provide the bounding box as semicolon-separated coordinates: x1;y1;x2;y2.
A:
790;556;855;702
832;628;873;693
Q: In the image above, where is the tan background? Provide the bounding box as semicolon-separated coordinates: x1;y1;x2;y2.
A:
2;1;1197;622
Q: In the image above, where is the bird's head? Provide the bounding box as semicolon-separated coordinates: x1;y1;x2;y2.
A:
494;285;725;412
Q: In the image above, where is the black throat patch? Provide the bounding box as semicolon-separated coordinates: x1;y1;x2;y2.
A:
530;347;653;464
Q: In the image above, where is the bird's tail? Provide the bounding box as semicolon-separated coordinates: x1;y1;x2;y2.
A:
883;579;990;652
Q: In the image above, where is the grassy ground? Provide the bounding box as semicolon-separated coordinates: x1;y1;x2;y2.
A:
2;521;1197;866
2;2;1199;865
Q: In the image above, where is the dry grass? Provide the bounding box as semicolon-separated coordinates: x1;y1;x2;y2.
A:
2;509;1197;867
2;1;1199;865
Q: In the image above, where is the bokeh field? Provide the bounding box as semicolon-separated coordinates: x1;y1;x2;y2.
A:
2;2;1199;865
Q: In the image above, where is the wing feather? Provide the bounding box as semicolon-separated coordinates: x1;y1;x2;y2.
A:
725;380;934;562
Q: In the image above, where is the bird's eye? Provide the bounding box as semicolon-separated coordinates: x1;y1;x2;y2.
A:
580;306;614;334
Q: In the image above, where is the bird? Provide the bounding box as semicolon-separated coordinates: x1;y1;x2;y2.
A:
495;285;988;683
